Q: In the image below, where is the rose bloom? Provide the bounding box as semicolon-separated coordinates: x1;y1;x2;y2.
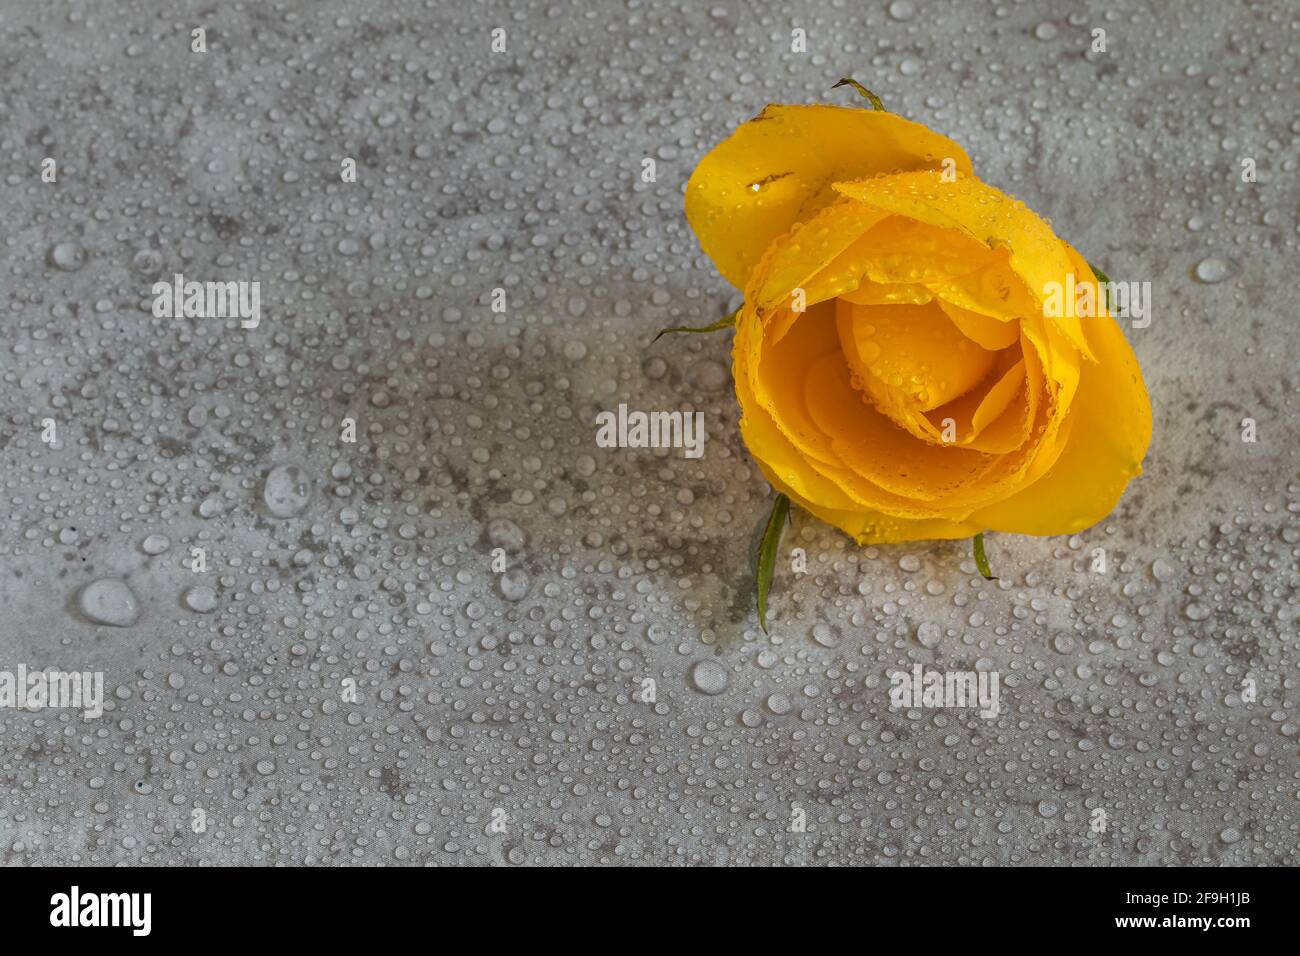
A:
685;103;1152;544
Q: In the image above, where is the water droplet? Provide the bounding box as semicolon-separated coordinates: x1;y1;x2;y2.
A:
810;623;840;648
77;579;139;627
765;692;792;715
887;0;916;21
132;248;163;275
183;586;218;614
1193;257;1232;283
48;241;86;271
689;659;729;695
689;358;728;391
486;518;526;554
197;495;225;519
498;568;530;601
263;463;312;518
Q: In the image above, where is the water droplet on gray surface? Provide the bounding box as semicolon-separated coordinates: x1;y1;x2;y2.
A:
183;586;218;614
1193;257;1232;283
887;0;916;21
1150;558;1174;582
486;518;526;554
77;579;139;627
48;241;85;271
765;693;792;715
689;359;728;391
810;623;840;648
498;568;530;601
263;463;312;518
197;495;225;519
132;248;163;275
916;621;942;648
689;659;729;695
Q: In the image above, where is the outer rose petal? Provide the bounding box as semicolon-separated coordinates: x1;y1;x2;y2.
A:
969;254;1152;535
762;463;983;545
733;305;862;512
685;105;973;290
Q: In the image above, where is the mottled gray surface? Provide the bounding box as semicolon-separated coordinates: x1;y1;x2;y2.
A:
0;0;1296;866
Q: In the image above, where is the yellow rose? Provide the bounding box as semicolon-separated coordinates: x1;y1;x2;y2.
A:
685;102;1152;545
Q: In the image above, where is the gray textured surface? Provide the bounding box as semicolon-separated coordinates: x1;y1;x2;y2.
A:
1;0;1296;866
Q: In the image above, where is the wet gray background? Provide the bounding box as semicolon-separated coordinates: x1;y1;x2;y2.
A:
1;0;1296;865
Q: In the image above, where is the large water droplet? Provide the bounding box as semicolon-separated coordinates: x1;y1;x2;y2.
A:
498;568;530;601
77;579;139;627
887;0;916;20
916;621;942;647
48;241;86;271
689;659;729;695
486;518;526;554
263;463;312;518
141;534;171;555
183;586;218;614
1193;257;1232;283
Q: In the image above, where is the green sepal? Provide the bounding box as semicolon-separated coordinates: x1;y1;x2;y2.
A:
1086;260;1118;316
652;308;739;344
1086;260;1116;314
1086;261;1111;285
972;532;996;581
831;78;886;112
756;493;791;633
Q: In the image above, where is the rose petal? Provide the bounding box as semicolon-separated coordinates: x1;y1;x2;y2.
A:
685;106;974;290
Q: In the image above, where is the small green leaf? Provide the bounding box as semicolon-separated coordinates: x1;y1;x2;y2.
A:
755;493;790;633
831;77;886;112
652;308;739;344
972;532;996;581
